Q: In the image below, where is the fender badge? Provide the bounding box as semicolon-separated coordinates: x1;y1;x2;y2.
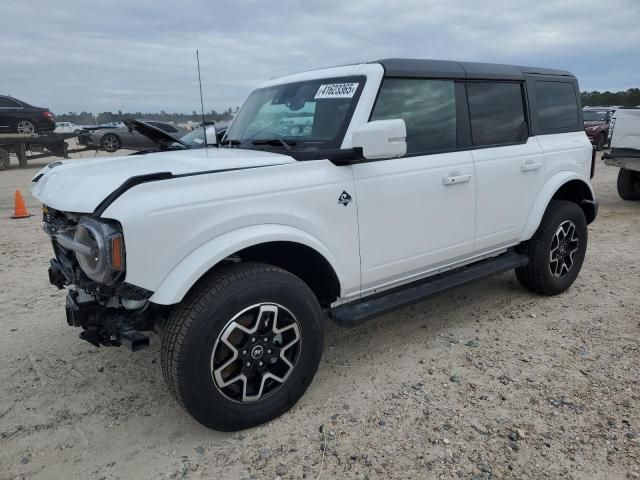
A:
338;191;352;206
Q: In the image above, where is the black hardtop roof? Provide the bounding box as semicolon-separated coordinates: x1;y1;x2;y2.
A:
373;58;575;80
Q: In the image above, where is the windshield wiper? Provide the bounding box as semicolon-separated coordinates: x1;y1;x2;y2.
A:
251;139;296;151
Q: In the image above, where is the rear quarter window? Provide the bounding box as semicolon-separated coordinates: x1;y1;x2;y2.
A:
535;81;580;131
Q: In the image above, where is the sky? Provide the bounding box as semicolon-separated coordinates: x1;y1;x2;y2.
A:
2;0;639;114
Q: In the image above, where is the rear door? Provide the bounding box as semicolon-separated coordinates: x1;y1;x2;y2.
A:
352;78;476;292
467;81;546;252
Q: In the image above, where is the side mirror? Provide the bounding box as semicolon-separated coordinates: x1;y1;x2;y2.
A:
352;119;407;160
205;126;217;145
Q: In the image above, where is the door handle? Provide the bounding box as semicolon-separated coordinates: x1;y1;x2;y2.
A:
443;174;471;185
521;161;543;173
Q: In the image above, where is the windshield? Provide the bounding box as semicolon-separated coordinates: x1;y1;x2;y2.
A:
583;110;609;122
224;76;366;151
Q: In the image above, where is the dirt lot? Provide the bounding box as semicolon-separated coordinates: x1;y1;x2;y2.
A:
0;150;638;480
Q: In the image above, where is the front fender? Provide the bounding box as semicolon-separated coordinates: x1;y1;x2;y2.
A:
520;172;595;241
150;224;344;305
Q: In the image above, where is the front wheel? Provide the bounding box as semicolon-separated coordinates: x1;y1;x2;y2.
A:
161;262;324;431
516;200;588;295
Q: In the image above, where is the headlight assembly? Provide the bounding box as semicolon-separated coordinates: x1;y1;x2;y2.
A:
59;217;125;285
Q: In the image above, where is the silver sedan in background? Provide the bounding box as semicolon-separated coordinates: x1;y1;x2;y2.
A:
77;121;187;152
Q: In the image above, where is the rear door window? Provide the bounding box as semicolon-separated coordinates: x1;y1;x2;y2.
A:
467;82;527;147
535;81;579;130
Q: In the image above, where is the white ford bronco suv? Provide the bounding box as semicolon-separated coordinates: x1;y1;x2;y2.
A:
32;59;597;431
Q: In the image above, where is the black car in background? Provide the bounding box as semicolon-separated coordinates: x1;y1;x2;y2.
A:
0;95;55;134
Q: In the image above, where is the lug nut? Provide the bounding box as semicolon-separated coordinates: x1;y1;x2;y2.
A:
259;362;263;367
263;337;268;342
267;349;272;354
251;337;256;343
246;362;251;367
242;350;247;355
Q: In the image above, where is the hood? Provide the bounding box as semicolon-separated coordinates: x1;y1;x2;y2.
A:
123;119;186;148
584;121;605;127
31;148;295;214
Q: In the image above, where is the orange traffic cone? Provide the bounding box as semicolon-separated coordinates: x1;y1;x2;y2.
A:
11;190;32;219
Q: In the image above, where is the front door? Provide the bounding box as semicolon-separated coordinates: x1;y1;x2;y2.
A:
352;77;475;293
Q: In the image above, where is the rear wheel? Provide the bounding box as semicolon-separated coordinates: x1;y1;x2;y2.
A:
161;262;324;431
101;134;121;152
596;132;606;151
617;168;640;201
15;119;36;135
516;200;588;295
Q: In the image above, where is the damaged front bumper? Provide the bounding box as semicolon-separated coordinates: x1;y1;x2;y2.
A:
49;257;155;351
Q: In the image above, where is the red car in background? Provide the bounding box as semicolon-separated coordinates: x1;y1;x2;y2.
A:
583;109;613;150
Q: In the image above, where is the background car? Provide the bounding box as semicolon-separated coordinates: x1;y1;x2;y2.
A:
0;95;55;134
77;120;187;152
583;108;614;150
125;120;226;155
54;122;82;135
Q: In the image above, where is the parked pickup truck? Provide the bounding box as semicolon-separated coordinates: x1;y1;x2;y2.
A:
603;108;640;200
31;59;597;431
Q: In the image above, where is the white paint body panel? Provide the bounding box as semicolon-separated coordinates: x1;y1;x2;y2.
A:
473;137;546;251
611;109;640;150
103;159;361;304
353;151;475;292
31;148;296;213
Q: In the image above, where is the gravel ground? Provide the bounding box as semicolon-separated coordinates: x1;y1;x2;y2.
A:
0;149;639;480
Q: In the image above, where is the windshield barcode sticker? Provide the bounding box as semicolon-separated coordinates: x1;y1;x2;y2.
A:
314;83;359;99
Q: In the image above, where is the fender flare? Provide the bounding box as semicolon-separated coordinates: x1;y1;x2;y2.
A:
149;224;344;305
520;172;595;241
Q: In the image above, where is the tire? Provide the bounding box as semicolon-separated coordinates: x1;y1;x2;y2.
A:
14;119;36;135
617;168;640;201
161;262;324;431
596;133;606;151
0;148;10;170
101;134;121;152
516;200;587;295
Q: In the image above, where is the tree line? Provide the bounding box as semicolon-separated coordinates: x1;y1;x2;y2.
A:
54;107;240;126
581;88;640;108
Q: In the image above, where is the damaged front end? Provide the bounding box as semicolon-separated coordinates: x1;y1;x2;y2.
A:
44;205;155;350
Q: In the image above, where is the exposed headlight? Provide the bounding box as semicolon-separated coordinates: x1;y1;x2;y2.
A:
72;217;125;285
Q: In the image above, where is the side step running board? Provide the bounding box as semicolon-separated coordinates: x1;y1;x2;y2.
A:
330;251;529;328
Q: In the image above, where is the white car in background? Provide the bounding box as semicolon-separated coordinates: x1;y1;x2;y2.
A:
603;108;640;200
54;122;82;135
